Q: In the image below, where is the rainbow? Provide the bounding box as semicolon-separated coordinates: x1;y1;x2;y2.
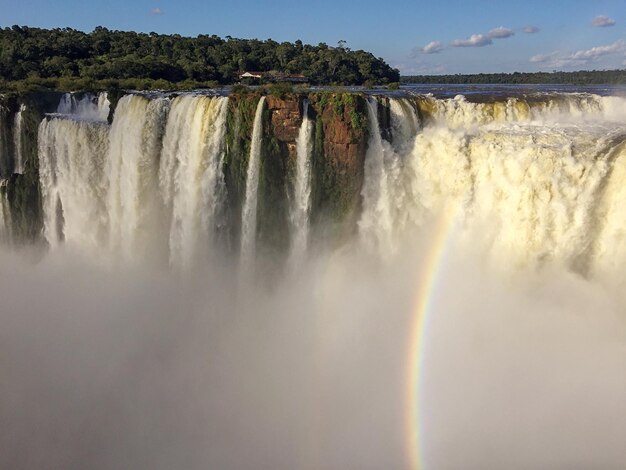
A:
405;209;459;470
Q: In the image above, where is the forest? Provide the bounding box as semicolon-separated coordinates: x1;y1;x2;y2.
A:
0;25;400;91
401;70;626;85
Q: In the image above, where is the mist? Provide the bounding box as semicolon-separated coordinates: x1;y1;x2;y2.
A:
1;227;624;470
0;244;410;469
420;246;626;469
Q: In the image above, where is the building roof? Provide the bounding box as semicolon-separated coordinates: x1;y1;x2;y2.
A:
237;71;307;81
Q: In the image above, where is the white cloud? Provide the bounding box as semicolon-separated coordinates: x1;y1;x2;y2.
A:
530;41;626;68
522;25;540;34
529;52;558;63
421;41;444;54
488;27;514;39
450;34;492;47
592;15;616;27
150;7;164;15
568;40;625;61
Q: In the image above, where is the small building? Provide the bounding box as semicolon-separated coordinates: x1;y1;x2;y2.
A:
239;71;265;80
237;71;307;84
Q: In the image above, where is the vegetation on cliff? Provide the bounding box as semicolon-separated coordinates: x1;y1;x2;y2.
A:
0;26;400;92
309;92;368;237
0;94;48;242
221;90;369;255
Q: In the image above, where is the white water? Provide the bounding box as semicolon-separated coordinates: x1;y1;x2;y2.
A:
389;98;419;154
417;93;626;129
359;98;391;251
13;104;25;174
159;95;229;269
359;97;404;255
106;95;169;262
32;91;626;274
240;96;266;268
0;180;11;243
38;93;237;266
288;99;313;268
38;117;110;249
57;92;110;121
352;93;626;279
0;106;10;176
411;109;626;275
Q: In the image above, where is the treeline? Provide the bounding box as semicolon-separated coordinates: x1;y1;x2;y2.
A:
401;70;626;85
0;25;399;91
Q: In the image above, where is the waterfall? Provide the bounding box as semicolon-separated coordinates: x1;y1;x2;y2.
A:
38;94;169;256
351;93;626;272
98;92;110;119
0;106;10;176
416;93;626;129
56;93;73;114
38;92;231;266
389;98;419;155
13;104;25;174
405;95;626;273
27;90;626;279
240;96;266;268
107;95;169;261
591;141;626;280
57;92;110;121
0;180;11;243
288;99;313;268
38;116;110;249
159;95;229;269
359;97;400;255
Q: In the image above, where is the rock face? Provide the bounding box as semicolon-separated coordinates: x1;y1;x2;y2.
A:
0;91;60;243
265;95;302;150
309;93;368;240
264;92;371;246
222;91;369;259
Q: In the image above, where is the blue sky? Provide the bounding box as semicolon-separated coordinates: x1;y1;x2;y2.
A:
1;0;625;74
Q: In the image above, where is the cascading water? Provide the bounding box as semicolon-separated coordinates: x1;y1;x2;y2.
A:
240;96;266;268
414;92;625;129
379;93;626;276
0;179;11;243
38;116;110;248
107;95;170;261
12;104;25;174
22;89;626;275
592;139;626;282
288;99;313;268
389;98;419;155
57;92;110;121
38;92;233;266
159;95;229;269
0;105;11;176
359;97;404;255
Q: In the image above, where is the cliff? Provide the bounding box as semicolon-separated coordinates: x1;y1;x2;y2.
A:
219;90;369;261
0;91;61;242
0;89;372;265
308;93;368;242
